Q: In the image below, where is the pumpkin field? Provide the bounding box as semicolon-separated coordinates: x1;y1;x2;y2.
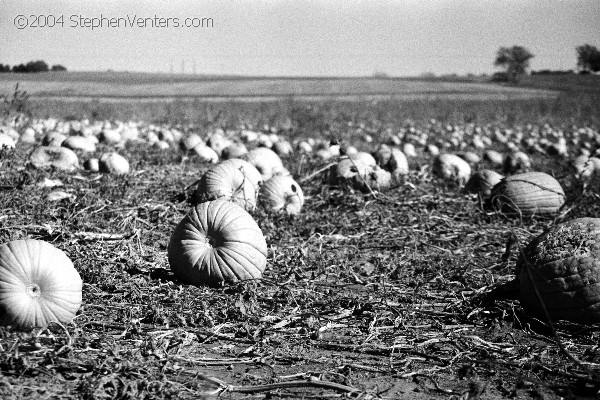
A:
2;78;600;399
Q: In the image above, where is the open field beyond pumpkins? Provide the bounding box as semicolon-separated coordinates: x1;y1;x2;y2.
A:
1;75;600;399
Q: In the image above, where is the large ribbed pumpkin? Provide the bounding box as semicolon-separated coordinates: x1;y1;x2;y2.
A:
196;162;259;211
0;240;82;329
260;175;305;215
517;218;600;323
168;200;267;287
489;172;565;216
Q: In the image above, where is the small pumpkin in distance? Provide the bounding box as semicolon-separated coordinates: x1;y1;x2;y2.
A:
0;239;83;329
432;154;472;185
30;146;79;172
242;147;287;180
99;152;130;175
464;170;504;198
168;199;268;287
517;218;600;323
260;175;305;215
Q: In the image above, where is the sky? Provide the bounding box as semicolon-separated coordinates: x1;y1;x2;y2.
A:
1;0;599;77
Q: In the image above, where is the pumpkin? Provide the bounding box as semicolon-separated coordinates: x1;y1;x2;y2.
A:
0;239;82;329
42;132;67;147
62;136;96;153
456;151;481;164
192;144;219;164
219;158;263;190
272;140;293;157
572;155;600;187
329;158;371;187
339;143;358;156
99;152;130;175
241;148;287;180
0;133;16;149
432;154;471;185
195;161;258;211
489;172;565;216
206;132;233;156
180;134;203;151
374;145;409;178
403;143;418;158
348;152;376;167
20;128;37;144
330;159;391;192
83;158;100;172
464;170;504;198
517;218;600;323
483;150;504;167
30;146;79;172
221;143;248;160
502;151;531;174
260;175;305;215
168;199;267;287
153;140;170;150
361;166;392;192
99;129;122;145
426;144;440;156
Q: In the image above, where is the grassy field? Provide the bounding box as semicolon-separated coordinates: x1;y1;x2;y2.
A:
0;71;561;101
1;71;600;399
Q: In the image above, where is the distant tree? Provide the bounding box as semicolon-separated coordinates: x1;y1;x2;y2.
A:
576;44;600;73
0;64;11;73
25;60;49;72
494;46;534;83
51;64;67;71
12;60;49;73
12;63;26;73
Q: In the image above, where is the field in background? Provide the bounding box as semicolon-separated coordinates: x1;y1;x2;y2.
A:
0;71;562;101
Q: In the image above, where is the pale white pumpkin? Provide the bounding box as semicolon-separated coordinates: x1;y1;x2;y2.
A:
99;152;130;175
62;136;96;153
168;200;268;287
192;144;219;164
241;147;287;180
30;146;79;172
0;239;82;329
260;175;305;215
195;161;259;211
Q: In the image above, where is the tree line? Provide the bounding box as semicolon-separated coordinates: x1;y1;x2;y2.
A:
493;43;600;83
0;60;66;73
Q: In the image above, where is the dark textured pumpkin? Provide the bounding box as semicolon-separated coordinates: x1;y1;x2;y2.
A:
517;218;600;323
489;172;565;216
168;200;267;287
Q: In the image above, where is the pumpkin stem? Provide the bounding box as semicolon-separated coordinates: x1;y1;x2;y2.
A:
26;283;42;298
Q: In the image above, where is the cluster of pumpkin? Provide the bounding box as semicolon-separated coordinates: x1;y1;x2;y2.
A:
3;115;600;329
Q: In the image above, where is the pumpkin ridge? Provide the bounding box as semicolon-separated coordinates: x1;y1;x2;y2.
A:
219;245;264;275
223;238;268;257
4;241;31;281
215;249;247;281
